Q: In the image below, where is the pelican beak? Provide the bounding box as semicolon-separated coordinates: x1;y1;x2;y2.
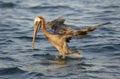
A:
32;17;41;49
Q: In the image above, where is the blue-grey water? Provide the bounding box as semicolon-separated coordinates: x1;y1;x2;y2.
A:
0;0;120;79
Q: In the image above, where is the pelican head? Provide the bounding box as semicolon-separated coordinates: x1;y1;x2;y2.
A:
32;16;42;49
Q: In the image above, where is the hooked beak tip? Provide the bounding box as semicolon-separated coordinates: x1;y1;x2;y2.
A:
32;41;34;49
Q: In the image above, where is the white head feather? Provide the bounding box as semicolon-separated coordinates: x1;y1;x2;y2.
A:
34;17;41;25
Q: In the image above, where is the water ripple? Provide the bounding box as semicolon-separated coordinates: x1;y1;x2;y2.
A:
0;56;17;62
0;67;26;75
0;1;16;8
0;0;120;79
30;5;74;10
97;5;120;9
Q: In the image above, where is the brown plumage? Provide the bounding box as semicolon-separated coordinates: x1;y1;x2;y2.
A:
32;16;79;59
46;17;111;41
32;16;111;59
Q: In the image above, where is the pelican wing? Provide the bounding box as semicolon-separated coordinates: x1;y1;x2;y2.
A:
52;24;73;34
52;17;65;24
46;17;65;28
46;17;73;35
46;17;111;42
50;22;111;42
75;22;111;38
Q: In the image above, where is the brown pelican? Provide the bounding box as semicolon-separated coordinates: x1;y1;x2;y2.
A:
32;16;80;59
32;16;111;59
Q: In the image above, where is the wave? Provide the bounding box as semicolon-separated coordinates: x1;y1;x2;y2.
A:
0;39;14;46
28;72;44;76
101;45;117;51
14;36;33;40
0;27;18;32
30;5;74;11
14;35;46;41
0;1;16;8
101;43;120;51
0;67;26;75
0;56;18;62
97;5;120;9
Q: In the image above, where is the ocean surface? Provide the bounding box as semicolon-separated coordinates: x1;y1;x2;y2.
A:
0;0;120;79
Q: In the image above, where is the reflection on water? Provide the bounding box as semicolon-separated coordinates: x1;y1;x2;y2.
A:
19;54;85;75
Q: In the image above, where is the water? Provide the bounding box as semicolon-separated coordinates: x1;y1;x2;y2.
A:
0;0;120;79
